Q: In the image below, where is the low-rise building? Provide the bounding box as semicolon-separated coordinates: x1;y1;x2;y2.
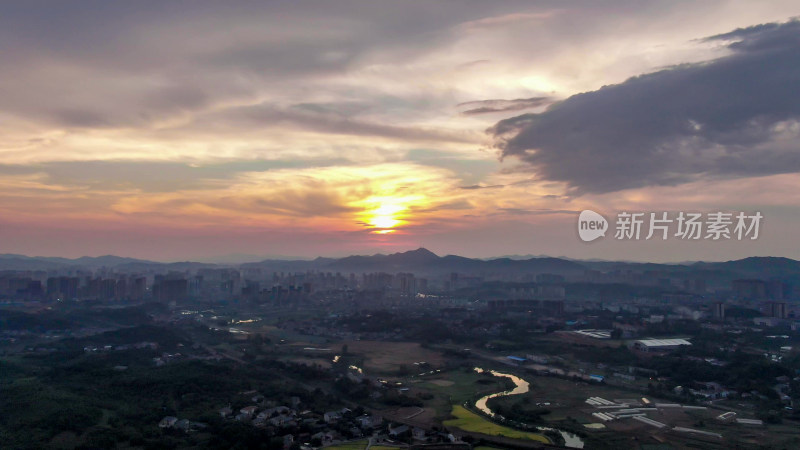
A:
633;338;691;353
159;416;178;428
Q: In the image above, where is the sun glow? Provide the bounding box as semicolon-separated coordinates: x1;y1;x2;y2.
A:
360;195;423;234
370;204;403;228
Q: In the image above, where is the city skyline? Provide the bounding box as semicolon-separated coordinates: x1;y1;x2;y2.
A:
1;1;800;262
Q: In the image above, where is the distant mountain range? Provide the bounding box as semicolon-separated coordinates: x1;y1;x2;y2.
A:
294;248;587;276
2;249;799;283
0;254;212;271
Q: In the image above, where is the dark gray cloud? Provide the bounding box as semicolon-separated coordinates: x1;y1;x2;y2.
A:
497;208;578;215
196;102;475;143
51;108;110;128
0;1;542;132
458;97;552;115
0;0;716;136
460;184;503;190
490;19;800;195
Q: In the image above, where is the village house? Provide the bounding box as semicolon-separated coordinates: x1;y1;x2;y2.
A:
263;405;292;417
240;405;258;418
174;419;193;431
388;424;409;437
270;414;295;427
356;414;382;429
158;416;178;428
253;416;268;428
323;411;341;423
312;431;337;444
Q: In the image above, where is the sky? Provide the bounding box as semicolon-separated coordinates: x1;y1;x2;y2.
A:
1;1;800;262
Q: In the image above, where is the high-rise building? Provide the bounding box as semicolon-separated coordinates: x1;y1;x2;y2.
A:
153;278;188;302
130;277;146;300
395;272;416;297
766;301;787;319
46;276;79;300
712;301;726;320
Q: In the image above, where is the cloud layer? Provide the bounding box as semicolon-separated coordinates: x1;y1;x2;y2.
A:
491;19;800;194
1;2;800;260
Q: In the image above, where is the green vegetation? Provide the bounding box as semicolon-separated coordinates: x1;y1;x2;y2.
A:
0;303;167;332
422;369;511;403
326;439;369;450
324;443;398;450
0;324;344;449
485;395;551;424
418;368;513;419
443;406;550;443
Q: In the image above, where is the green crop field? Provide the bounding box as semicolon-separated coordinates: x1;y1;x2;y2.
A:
421;370;510;403
326;440;369;450
443;406;550;443
325;441;403;450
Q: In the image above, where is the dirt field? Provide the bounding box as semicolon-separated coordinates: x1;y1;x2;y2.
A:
379;405;439;428
338;340;445;374
283;356;332;369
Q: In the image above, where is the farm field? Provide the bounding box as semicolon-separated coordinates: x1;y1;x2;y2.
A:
325;439;420;450
497;374;643;422
283;356;333;369
420;369;511;402
339;341;445;374
413;368;512;420
443;406;550;443
325;440;368;450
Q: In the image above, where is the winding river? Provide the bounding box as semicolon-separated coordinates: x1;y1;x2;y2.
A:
473;368;585;449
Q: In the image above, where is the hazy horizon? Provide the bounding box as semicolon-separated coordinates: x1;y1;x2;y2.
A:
0;247;790;266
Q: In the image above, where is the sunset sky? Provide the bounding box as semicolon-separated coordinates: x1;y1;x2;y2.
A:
1;1;800;262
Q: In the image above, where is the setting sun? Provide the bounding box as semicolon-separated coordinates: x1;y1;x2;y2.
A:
359;195;424;234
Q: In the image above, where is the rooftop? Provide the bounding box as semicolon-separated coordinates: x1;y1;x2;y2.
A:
636;338;691;347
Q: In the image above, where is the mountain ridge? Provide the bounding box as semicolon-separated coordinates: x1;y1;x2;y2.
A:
0;251;798;280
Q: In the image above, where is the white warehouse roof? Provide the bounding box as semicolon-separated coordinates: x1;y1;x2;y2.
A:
636;339;691;347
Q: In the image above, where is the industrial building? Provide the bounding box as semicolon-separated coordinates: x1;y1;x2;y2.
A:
633;338;691;353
